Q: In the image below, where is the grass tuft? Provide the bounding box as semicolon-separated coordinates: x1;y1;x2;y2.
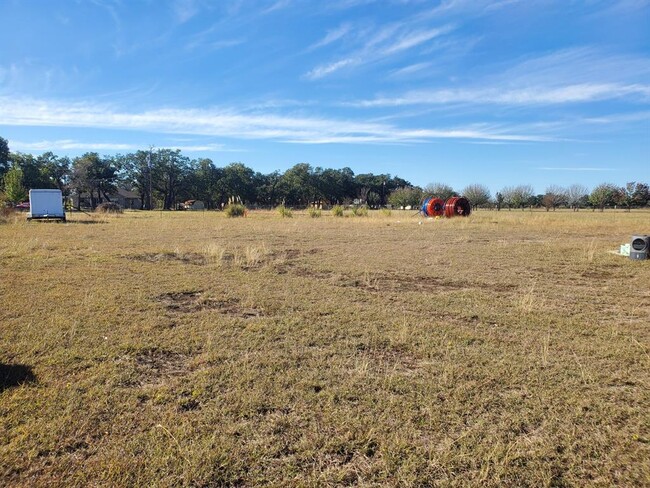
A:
224;204;247;217
351;205;369;217
276;205;292;218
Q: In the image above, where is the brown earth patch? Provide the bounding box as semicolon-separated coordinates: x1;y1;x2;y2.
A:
155;291;263;317
128;252;206;265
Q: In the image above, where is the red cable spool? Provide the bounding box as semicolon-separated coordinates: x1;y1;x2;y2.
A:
444;197;472;217
426;197;445;217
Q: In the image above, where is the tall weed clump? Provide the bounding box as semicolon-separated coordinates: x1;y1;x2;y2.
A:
224;196;247;217
332;205;344;217
308;207;321;218
224;204;247;217
0;206;16;224
352;205;369;217
276;205;292;218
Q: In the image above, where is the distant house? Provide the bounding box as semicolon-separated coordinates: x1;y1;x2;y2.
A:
70;188;142;210
114;189;142;209
183;200;205;210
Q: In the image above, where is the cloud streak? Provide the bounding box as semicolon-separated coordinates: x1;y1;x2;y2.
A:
350;83;650;107
304;20;454;79
537;167;617;172
0;97;550;144
9;139;241;153
349;48;650;107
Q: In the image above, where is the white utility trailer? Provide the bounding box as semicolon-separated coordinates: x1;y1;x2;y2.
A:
28;189;66;221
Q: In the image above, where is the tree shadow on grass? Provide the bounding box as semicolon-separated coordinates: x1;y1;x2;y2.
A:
0;364;37;392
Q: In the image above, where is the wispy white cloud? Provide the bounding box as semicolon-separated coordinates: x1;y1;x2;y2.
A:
390;62;432;77
382;25;454;55
305;22;454;79
263;0;292;14
350;48;650;107
309;23;352;50
304;58;358;80
9;139;240;153
351;83;650;107
0;97;550;144
172;0;201;23
537;167;617;172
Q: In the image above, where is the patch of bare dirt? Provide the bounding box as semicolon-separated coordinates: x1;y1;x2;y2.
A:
128;252;206;265
155;291;263;317
135;348;188;379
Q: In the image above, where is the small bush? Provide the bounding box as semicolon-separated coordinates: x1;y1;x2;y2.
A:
95;202;123;214
224;204;247;217
380;208;392;217
332;205;344;217
276;205;292;218
352;205;369;217
0;206;17;224
308;207;321;218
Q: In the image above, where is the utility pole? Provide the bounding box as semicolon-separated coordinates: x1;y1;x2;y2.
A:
148;146;153;210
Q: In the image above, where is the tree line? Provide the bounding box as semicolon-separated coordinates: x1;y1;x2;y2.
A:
0;138;409;209
1;137;648;211
388;182;649;211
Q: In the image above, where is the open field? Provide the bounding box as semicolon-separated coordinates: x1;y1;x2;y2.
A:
1;209;649;487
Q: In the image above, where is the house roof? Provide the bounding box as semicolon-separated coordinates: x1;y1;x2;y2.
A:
116;188;140;199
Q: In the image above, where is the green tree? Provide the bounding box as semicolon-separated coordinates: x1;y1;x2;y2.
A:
117;150;154;209
152;149;190;210
36;152;71;193
423;182;456;200
0;136;10;180
511;184;535;210
388;187;423;209
495;192;504;211
621;181;650;211
632;182;649;207
589;183;620;211
254;171;281;207
10;152;50;189
3;166;28;204
70;153;118;209
219;162;256;205
190;158;222;209
278;163;318;206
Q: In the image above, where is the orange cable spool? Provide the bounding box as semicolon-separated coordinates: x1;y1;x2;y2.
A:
426;197;445;217
444;197;471;217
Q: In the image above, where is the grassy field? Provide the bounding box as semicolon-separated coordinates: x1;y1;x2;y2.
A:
1;208;649;487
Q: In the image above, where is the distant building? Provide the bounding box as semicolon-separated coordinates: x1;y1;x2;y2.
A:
183;200;205;210
70;188;142;210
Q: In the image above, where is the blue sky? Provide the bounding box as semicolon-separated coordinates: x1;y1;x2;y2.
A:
0;0;648;193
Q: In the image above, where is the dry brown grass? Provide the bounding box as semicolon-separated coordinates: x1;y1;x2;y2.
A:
1;209;649;487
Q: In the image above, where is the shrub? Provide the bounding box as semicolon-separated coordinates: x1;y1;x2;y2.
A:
308;207;321;218
381;208;392;217
95;202;123;214
332;205;344;217
276;205;292;218
352;205;369;217
0;206;17;224
224;204;247;217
